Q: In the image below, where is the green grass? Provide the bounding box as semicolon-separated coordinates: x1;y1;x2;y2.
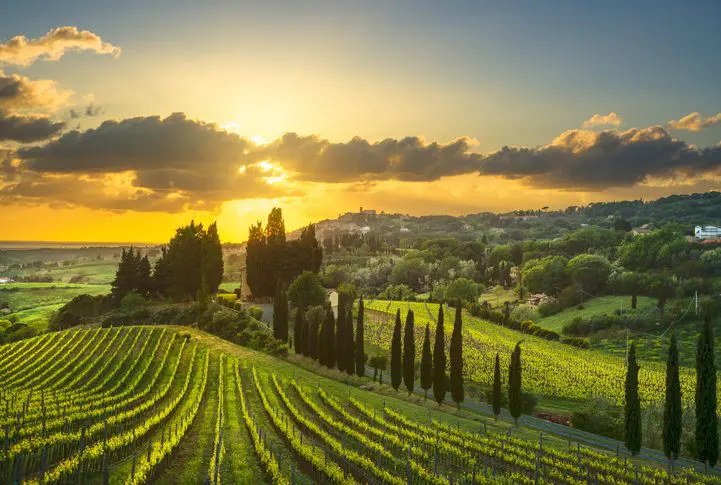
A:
537;295;657;333
218;281;241;292
0;282;110;330
478;288;516;308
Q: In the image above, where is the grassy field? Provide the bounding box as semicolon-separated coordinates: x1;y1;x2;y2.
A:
479;288;516;308
0;282;110;330
537;295;658;333
0;324;713;483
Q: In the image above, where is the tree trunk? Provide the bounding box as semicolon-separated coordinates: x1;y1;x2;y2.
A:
424;389;427;401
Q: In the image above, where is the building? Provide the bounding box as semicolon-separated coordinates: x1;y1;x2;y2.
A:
695;226;721;240
526;293;551;307
631;224;652;236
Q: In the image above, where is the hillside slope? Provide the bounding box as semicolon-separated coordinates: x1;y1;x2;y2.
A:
0;325;717;484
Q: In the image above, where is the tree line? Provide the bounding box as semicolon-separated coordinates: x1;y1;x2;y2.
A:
624;316;718;471
111;220;223;303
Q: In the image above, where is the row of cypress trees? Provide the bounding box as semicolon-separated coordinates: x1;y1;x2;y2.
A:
289;293;366;378
390;305;465;407
625;316;718;471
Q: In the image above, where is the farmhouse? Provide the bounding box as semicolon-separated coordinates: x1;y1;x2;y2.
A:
526;293;551;307
695;225;721;240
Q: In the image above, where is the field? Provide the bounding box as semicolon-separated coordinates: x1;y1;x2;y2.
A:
479;288;517;309
0;325;716;484
363;300;718;415
0;283;111;330
536;296;658;333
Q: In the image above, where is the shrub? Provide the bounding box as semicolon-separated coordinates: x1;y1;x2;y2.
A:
248;306;264;321
538;298;562;317
512;304;540;323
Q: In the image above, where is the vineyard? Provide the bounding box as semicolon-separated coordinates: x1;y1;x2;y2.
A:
363;300;721;412
0;325;718;484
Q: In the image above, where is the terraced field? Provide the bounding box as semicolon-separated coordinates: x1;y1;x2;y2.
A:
0;325;718;484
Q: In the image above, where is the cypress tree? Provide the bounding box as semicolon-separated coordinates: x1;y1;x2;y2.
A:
390;309;402;391
355;296;365;378
625;342;642;456
420;324;433;401
450;304;464;408
301;310;310;357
696;315;718;469
336;297;346;371
508;342;522;424
324;307;336;369
492;353;501;420
433;305;447;405
345;306;355;375
663;327;682;472
293;306;304;355
309;319;319;361
273;282;288;342
403;309;416;395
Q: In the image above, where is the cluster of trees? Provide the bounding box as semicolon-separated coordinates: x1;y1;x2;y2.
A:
624;317;718;470
111;247;152;303
151;221;224;301
285;289;366;379
247;208;323;298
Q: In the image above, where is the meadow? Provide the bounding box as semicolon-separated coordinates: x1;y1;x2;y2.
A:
0;324;715;484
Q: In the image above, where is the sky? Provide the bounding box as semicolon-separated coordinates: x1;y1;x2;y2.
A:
1;0;720;242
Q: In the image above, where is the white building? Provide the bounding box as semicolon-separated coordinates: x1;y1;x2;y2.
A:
695;226;721;240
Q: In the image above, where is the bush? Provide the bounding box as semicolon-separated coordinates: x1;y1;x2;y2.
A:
512;305;539;323
248;306;264;321
571;398;623;440
561;336;590;349
288;271;327;309
538;298;562;317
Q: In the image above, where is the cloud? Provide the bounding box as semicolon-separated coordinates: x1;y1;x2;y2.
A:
0;70;73;112
263;133;482;182
478;126;721;189
0;110;65;142
581;112;622;128
0;26;121;67
667;112;721;132
69;103;102;119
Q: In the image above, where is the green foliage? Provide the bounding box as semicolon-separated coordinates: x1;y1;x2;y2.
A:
618;226;688;271
272;282;289;342
293;305;304;354
522;256;568;295
445;277;480;304
663;329;682;461
355;296;365;377
625;343;642;455
120;291;146;312
379;284;415;301
390;255;427;292
492;353;501;418
432;305;447;405
511;304;539;323
248;306;263;321
567;254;611;294
390;309;402;391
508;342;522;423
420;324;432;399
695;316;718;466
345;306;355;375
287;271;326;309
449;305;464;406
572;398;624;440
402;309;416;395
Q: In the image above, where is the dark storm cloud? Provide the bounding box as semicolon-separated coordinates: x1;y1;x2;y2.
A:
20;112;255;173
264;133;482;182
0;110;65;142
478;127;721;189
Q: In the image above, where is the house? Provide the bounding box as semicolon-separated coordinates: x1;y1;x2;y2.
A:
526;293;551;307
632;224;652;236
400;227;411;233
0;277;13;284
695;226;721;241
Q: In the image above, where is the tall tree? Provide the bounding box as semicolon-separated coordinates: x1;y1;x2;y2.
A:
345;306;355;375
201;221;224;293
625;342;642;456
433;305;447;405
273;282;288;342
390;309;402;391
336;295;346;371
322;306;336;369
137;254;152;297
111;247;137;303
293;306;304;355
508;342;522;424
355;296;365;377
309;319;319;361
167;221;204;300
246;221;266;297
696;315;718;469
663;328;682;472
403;309;416;395
420;324;433;400
266;207;287;294
450;304;464;408
492;353;501;420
